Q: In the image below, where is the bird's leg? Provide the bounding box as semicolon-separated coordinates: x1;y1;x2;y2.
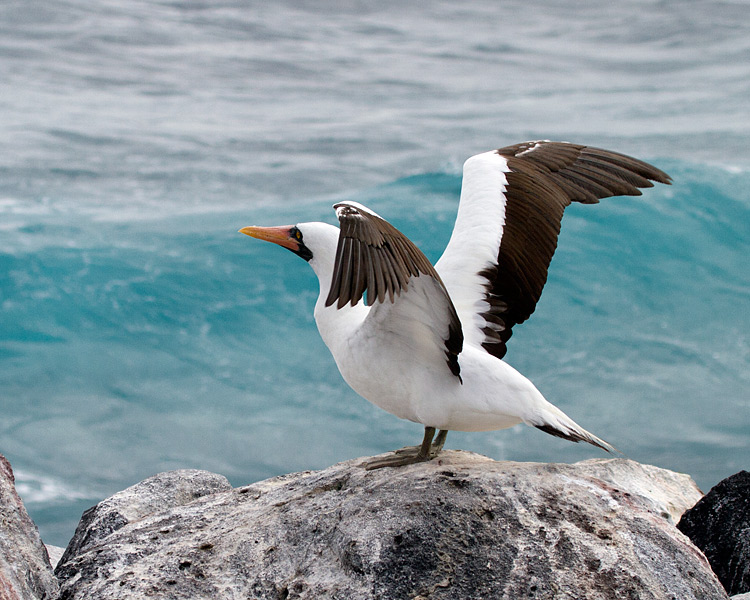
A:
393;428;449;457
390;425;435;457
417;426;436;458
430;429;448;457
361;426;436;470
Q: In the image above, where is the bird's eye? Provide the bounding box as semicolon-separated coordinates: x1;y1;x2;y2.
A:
294;229;302;241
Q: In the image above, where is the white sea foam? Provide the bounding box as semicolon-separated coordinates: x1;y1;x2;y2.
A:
13;470;94;506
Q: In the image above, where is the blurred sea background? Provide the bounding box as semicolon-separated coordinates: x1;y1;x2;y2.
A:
1;0;748;547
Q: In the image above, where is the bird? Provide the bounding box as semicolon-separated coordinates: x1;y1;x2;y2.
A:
239;141;671;470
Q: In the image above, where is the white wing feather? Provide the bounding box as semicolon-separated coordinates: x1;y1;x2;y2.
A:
435;151;510;349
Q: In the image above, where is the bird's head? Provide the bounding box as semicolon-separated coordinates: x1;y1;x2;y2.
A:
239;224;314;261
239;221;340;280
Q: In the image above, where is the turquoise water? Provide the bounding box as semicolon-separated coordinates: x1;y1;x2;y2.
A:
1;1;749;547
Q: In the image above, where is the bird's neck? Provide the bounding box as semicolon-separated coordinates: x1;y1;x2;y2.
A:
311;256;368;355
301;221;368;349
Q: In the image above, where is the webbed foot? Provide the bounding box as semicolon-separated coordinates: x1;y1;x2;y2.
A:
361;450;431;470
360;427;449;470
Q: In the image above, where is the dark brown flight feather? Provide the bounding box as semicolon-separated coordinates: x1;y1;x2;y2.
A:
327;202;464;380
479;141;671;360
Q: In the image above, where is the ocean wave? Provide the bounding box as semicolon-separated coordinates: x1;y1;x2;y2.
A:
12;469;95;506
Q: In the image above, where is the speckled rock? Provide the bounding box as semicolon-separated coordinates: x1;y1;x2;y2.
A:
0;454;59;600
44;546;64;571
57;469;232;568
679;470;750;596
55;453;727;600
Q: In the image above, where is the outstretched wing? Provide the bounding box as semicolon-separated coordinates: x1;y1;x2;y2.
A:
326;201;463;380
435;141;671;360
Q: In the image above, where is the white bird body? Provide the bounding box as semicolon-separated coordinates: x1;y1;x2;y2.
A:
241;142;671;466
303;220;581;435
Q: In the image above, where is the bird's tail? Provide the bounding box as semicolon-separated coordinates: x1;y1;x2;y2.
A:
528;404;617;453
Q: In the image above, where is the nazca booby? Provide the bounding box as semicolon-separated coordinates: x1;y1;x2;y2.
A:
240;141;671;469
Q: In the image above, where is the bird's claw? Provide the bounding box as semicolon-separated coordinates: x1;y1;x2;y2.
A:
393;445;421;456
360;427;447;470
360;451;432;471
360;445;443;470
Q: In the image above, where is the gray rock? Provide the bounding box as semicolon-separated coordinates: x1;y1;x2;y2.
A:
44;546;65;570
57;469;232;567
56;452;727;600
557;456;703;525
0;454;59;600
678;470;750;595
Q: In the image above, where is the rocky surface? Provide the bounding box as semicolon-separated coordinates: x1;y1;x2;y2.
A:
54;452;727;600
679;470;750;596
56;469;232;568
0;454;59;600
42;547;64;572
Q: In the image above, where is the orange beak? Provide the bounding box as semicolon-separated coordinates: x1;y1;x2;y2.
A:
238;225;300;252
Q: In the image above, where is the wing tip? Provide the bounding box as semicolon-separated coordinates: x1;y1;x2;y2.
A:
534;424;618;454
